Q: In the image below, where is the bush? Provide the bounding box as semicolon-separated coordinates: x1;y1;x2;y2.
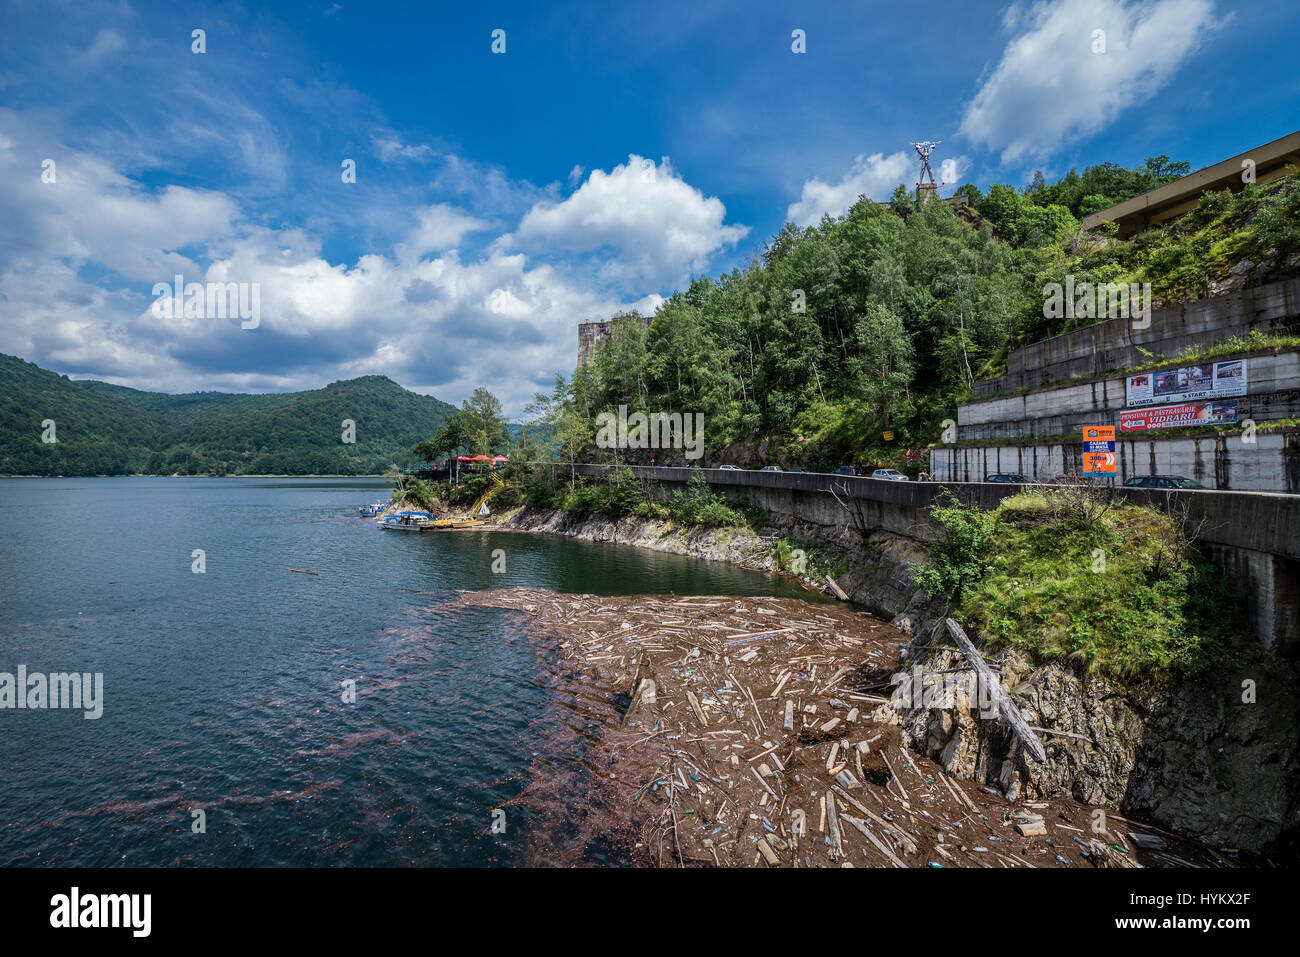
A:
917;491;1246;681
914;491;998;603
450;474;488;507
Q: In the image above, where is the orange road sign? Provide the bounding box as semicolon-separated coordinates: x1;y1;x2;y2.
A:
1082;425;1116;474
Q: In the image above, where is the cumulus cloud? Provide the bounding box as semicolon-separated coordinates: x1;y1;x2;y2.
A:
939;156;969;187
785;151;913;226
373;135;434;163
959;0;1224;163
394;204;489;263
514;155;748;289
0;117;666;415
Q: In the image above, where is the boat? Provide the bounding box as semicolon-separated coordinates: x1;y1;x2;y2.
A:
357;502;386;516
379;511;433;531
421;515;488;531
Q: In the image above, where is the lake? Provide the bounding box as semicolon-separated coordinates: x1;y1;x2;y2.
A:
0;477;811;866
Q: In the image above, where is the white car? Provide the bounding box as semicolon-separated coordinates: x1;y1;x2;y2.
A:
718;464;742;471
871;469;909;481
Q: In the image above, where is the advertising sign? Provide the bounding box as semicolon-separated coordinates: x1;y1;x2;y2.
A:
1082;425;1115;475
1119;400;1240;432
1125;359;1247;407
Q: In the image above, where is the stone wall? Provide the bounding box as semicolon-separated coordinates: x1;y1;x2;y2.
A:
577;315;654;367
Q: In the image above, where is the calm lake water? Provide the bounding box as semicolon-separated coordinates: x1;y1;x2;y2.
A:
0;477;811;866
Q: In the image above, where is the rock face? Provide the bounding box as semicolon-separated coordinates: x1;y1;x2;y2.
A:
503;505;1300;855
502;507;779;569
884;642;1300;855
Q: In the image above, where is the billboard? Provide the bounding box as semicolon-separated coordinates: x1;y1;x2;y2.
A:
1082;425;1115;475
1119;400;1240;432
1125;359;1247;407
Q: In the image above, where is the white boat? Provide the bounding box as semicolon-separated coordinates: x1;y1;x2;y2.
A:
380;511;432;531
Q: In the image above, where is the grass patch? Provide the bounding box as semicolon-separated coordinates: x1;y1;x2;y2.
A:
917;488;1246;682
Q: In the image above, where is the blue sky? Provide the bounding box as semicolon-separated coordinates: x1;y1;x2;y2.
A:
2;0;1297;413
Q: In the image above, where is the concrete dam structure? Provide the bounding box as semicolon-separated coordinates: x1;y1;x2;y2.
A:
930;278;1300;492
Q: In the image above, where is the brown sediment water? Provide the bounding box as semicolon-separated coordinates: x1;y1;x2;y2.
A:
457;588;1239;869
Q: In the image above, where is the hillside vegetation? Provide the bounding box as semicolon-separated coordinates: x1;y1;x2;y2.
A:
0;354;456;475
535;162;1300;473
916;488;1245;681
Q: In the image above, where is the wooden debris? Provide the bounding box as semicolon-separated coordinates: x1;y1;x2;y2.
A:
449;589;1231;870
945;618;1047;764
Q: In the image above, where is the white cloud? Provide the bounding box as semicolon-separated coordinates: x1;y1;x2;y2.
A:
394;204;489;263
81;28;126;65
514;155;748;289
939;156;969;187
785;151;913;226
0;115;654;416
959;0;1224;163
373;135;434;163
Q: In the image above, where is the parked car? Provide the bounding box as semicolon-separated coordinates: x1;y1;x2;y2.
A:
833;465;858;476
1046;474;1090;485
1123;475;1206;489
718;464;742;471
760;465;783;472
788;467;806;473
985;473;1033;483
871;469;908;481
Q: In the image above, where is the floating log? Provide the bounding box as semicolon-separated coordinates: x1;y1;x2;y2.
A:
825;576;850;601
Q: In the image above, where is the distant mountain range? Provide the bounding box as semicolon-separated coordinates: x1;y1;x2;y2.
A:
0;352;459;476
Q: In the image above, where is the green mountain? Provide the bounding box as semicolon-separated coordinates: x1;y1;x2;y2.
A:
0;353;458;475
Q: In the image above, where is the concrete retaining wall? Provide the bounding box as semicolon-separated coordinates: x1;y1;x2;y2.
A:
974;277;1300;396
930;430;1300;492
542;464;1300;652
959;351;1300;442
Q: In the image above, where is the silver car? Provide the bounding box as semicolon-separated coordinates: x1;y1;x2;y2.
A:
871;468;909;481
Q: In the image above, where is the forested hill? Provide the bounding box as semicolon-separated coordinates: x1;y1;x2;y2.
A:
557;160;1300;472
0;353;458;475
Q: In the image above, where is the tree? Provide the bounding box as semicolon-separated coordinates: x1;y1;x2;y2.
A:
458;388;509;455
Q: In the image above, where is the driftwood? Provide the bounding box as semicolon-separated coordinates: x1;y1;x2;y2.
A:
944;618;1047;764
825;792;844;862
825;576;850;601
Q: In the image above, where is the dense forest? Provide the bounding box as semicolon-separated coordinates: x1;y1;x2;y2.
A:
0;354;457;475
528;159;1300;472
